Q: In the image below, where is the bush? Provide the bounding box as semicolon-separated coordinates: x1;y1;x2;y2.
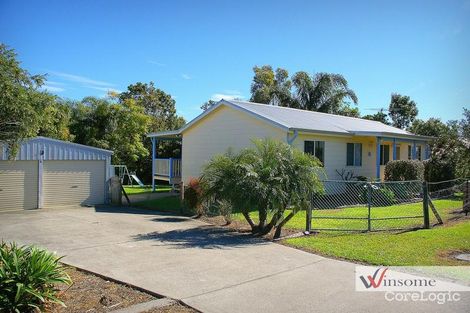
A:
0;242;71;312
384;160;424;181
184;177;203;216
362;185;396;206
423;158;456;183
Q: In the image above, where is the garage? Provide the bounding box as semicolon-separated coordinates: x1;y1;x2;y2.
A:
0;137;112;212
0;161;38;211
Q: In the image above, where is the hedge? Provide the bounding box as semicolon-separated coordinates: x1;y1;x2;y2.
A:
384;160;424;181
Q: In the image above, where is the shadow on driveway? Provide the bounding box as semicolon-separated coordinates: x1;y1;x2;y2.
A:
94;205;182;216
133;225;267;250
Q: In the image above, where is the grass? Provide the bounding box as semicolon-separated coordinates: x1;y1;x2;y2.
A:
231;199;463;231
284;221;470;266
231;198;469;265
133;195;183;214
123;184;172;195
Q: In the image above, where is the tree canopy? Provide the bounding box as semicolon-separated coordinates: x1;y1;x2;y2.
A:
249;65;358;116
362;109;390;125
388;93;418;129
0;44;70;157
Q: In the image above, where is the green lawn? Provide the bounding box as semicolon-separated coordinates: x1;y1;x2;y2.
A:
123;184;172;195
284;221;470;266
132;195;184;214
232;199;462;232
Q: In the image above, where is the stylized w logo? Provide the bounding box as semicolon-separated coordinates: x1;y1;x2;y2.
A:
360;267;388;289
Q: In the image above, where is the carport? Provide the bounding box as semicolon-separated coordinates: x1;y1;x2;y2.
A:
0;136;112;211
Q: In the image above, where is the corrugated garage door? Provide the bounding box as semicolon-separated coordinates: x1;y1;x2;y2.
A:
43;160;105;207
0;161;38;211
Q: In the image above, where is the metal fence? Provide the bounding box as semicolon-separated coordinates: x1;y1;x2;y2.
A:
427;178;470;223
307;180;431;232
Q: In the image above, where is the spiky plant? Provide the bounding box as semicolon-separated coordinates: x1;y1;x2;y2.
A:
0;242;71;312
201;139;324;238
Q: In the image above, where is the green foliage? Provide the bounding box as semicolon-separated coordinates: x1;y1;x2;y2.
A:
362;109;390;125
455;108;470;178
384;160;424;181
408;118;448;137
200;99;217;111
184;178;204;215
361;186;396;207
388;93;418;129
250;65;293;106
424;158;456;183
69;96;150;170
249;66;358;116
0;242;71;312
119;82;185;183
200;138;324;238
291;71;358;114
0;44;69;157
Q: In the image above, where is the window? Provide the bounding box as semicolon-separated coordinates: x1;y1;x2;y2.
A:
380;144;390;165
304;141;325;165
346;143;362;166
395;146;401;160
417;146;422;161
408;145;412;160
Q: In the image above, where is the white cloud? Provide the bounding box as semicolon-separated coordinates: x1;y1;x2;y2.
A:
210;93;244;101
40;84;65;93
148;60;166;66
49;71;115;87
86;86;121;93
181;74;191;80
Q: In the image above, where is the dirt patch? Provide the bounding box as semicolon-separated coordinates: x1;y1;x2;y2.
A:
47;266;156;312
143;303;199;313
443;209;470;225
437;249;470;265
200;215;303;239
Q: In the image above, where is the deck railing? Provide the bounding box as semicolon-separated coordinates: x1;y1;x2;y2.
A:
154;158;181;181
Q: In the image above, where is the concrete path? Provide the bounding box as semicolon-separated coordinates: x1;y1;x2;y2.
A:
0;207;468;313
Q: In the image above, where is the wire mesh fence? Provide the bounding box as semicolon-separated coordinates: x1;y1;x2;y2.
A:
309;180;426;232
308;179;469;233
427;178;470;224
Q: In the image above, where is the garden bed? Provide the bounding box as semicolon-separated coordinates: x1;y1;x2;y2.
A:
47;266;196;313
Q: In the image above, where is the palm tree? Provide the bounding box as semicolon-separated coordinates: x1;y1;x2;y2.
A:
200;139;324;238
291;72;358;113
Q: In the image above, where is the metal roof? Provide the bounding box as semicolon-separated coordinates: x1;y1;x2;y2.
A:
147;129;181;139
0;136;113;161
148;99;433;141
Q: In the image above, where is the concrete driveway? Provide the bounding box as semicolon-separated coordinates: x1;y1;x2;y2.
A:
0;206;468;313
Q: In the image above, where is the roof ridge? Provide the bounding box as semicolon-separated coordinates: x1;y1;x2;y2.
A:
228;99;385;125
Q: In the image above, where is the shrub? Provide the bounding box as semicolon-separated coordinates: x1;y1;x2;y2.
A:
384;160;424;181
201;138;324;238
184;177;203;216
423;158;456;183
0;242;71;312
362;185;397;206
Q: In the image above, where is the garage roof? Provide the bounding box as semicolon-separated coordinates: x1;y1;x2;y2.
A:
0;137;113;161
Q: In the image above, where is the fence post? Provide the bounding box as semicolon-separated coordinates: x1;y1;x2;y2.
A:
306;202;312;234
464;180;469;216
367;183;372;232
422;182;430;229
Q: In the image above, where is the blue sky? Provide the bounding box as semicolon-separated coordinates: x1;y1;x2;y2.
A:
1;0;469;122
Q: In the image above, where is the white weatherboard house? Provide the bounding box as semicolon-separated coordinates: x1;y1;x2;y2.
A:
0;137;112;212
148;100;432;189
